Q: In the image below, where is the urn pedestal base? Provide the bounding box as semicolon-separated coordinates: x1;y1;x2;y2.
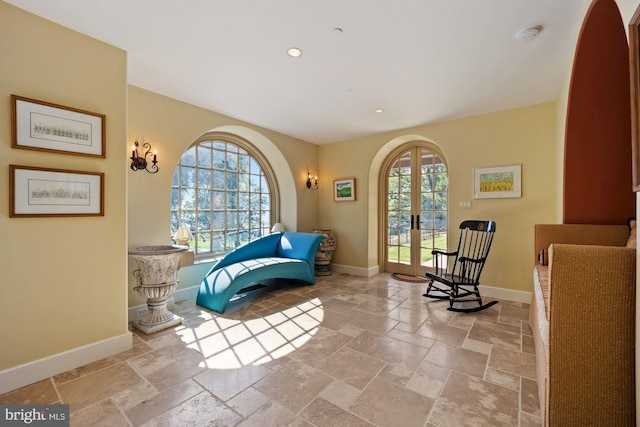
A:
133;315;182;334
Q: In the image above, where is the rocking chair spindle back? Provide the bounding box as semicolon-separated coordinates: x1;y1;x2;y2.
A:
424;220;497;312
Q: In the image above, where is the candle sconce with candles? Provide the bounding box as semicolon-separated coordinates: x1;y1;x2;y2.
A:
130;140;159;174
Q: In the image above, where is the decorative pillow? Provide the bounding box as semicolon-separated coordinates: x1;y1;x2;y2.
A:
538;248;549;266
626;219;636;248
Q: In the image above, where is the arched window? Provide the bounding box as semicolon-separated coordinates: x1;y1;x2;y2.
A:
171;133;279;259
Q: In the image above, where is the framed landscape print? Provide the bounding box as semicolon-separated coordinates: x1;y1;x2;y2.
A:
334;178;355;201
11;95;106;158
10;165;104;217
473;164;521;199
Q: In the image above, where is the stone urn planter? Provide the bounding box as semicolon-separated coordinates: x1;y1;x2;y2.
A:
128;245;187;334
312;228;336;276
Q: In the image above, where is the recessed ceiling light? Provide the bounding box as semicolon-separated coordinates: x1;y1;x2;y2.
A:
374;108;384;114
287;47;302;58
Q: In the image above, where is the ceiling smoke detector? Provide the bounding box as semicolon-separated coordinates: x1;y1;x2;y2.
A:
515;26;541;42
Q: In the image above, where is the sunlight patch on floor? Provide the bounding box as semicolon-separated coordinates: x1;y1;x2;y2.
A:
174;298;324;370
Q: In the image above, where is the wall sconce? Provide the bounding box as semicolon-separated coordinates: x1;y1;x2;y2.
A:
306;172;318;190
130;141;159;174
173;225;194;246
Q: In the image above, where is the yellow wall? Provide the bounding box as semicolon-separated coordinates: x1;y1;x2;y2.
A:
127;86;319;306
320;103;558;292
0;2;128;370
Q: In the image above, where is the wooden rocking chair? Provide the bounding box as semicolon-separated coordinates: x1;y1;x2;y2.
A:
423;220;498;313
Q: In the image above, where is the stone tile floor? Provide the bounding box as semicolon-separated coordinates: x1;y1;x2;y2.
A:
0;273;540;426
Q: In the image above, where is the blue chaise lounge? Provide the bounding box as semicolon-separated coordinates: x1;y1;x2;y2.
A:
196;232;325;313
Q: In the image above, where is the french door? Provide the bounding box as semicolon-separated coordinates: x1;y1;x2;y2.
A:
384;145;448;276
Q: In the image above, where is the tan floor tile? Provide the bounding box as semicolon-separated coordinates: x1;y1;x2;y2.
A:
425;341;488;378
302;397;374;426
406;360;450;400
226;387;270;417
398;297;440;314
132;345;207;391
194;364;270;401
520;377;541;417
347;331;429;371
489;346;537;380
0;378;59;404
448;312;476;330
499;303;530;323
522;334;536;355
354;297;402;315
338;324;365;337
287;327;352;367
430;371;518;426
140;391;242;427
112;381;158;411
377;363;415;387
350;377;434;427
317;347;386;389
319;380;361;409
237;401;312;427
485;367;520;391
349;312;399;335
391;320;422;334
462;337;493;355
144;333;186;351
124;379;203;426
386;327;436;349
320;298;359;316
468;320;522;351
466;302;501;322
320;309;357;330
386;306;430;327
57;362;145;412
334;292;377;306
253;360;333;413
520;410;542;427
414;320;468;346
70;398;130;427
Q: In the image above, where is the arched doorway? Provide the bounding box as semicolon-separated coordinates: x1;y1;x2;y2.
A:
380;142;448;276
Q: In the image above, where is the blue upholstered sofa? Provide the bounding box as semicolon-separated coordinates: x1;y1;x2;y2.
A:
196;232;324;313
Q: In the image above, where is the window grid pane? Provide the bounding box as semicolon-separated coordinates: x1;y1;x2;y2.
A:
171;138;272;258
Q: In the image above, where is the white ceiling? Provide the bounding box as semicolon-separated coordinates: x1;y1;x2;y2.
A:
4;0;590;144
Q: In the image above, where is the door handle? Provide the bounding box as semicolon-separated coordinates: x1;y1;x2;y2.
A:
410;214;414;230
417;215;420;230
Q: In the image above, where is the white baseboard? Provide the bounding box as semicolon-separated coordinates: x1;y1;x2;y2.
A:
330;263;379;277
0;332;132;395
479;285;532;304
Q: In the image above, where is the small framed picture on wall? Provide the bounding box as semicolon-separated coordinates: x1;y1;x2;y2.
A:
334;178;356;202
